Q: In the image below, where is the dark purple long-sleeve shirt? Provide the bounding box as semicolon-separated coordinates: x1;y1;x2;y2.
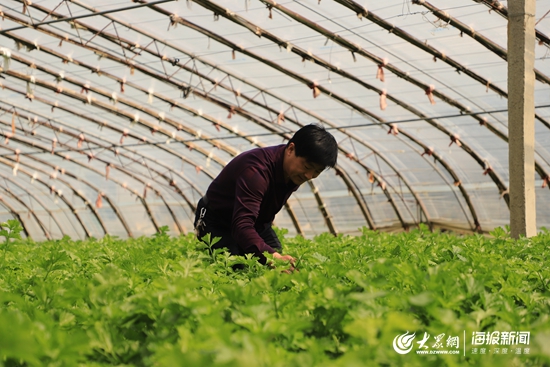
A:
205;144;298;257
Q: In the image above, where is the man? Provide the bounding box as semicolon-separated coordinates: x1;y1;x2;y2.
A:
193;124;338;268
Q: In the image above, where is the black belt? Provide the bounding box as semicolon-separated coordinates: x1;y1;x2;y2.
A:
195;196;209;234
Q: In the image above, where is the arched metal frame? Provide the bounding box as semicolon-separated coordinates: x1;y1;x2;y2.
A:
15;0;438;228
0;0;548;239
2;3;409;230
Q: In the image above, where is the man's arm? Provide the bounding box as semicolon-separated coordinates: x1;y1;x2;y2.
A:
231;167;296;267
230;167;277;263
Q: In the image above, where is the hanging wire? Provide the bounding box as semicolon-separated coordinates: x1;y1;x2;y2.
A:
3;103;549;159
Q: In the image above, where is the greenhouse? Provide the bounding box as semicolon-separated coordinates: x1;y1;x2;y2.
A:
0;0;548;240
0;0;549;366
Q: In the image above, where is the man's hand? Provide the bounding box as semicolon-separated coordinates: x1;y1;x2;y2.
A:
272;252;298;273
273;252;295;267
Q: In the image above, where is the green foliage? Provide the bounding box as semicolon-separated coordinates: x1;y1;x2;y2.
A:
0;219;23;270
0;222;548;367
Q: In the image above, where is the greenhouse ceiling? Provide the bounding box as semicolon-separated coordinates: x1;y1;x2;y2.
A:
0;0;549;240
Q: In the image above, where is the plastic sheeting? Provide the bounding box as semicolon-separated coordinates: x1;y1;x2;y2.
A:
0;0;549;239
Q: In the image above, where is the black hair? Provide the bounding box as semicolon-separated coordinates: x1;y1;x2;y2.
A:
288;124;338;168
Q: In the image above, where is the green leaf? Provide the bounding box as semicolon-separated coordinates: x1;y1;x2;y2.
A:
408;292;433;307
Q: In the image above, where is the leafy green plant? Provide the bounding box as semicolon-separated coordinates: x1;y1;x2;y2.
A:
0;219;22;269
0;221;548;367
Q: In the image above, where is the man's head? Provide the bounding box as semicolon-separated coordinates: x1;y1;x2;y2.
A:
283;124;338;185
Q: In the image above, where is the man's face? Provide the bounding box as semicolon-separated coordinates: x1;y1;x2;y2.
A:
283;143;325;185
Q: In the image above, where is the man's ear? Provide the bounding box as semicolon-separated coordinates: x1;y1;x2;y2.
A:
286;142;296;155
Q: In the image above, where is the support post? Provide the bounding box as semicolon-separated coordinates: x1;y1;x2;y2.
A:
508;0;537;238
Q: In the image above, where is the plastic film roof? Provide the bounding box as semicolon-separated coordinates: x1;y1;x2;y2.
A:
0;0;549;240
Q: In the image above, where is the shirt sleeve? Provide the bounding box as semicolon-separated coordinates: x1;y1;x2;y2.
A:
231;166;275;263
